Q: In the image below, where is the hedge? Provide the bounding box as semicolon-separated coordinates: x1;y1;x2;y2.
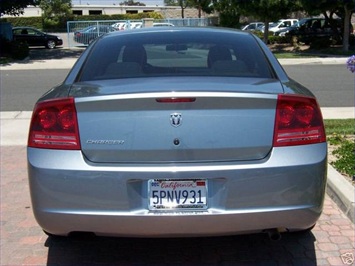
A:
0;16;43;30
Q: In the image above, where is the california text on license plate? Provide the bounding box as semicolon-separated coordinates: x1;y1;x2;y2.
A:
148;179;207;210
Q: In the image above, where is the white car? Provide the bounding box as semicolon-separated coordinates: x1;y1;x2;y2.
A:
264;19;298;34
241;22;264;31
130;22;143;29
112;21;143;30
153;22;175;27
111;22;126;31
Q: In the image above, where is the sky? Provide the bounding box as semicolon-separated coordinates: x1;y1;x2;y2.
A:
71;0;165;6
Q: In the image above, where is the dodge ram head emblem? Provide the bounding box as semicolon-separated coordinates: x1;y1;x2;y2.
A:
170;113;182;127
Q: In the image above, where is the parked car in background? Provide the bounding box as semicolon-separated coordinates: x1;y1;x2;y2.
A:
241;22;264;31
153;22;175;27
265;19;298;34
12;26;62;49
129;21;143;29
74;25;116;45
275;18;349;44
111;22;126;30
254;22;277;33
28;27;327;239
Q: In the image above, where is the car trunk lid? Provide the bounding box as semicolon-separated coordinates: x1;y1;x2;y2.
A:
73;78;281;163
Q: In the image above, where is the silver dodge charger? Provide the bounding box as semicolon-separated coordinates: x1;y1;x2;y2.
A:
27;27;327;238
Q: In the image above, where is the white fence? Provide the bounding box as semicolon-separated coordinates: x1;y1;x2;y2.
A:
67;18;214;48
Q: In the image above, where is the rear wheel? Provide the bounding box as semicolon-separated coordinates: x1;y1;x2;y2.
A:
43;230;65;239
46;40;56;49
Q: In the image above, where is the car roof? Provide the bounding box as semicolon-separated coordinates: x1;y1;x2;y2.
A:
104;26;249;37
153;23;174;26
13;26;36;29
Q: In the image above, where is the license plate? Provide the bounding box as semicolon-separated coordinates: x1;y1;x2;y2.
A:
148;179;207;210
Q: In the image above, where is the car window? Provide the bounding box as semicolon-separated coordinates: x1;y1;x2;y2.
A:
249;24;256;30
13;29;23;35
27;29;40;35
78;31;273;81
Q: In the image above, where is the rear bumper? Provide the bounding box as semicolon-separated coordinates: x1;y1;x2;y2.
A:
35;208;320;238
27;143;327;237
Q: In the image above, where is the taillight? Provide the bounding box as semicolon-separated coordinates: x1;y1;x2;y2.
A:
156;98;196;103
273;94;326;147
28;98;81;150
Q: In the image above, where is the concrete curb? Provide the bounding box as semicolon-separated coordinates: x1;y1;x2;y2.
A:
327;164;355;223
279;57;348;65
0;58;78;70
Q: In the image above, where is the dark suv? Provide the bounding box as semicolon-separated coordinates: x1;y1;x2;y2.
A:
275;18;345;44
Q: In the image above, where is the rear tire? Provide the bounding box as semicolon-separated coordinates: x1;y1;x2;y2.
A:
43;230;65;239
291;224;316;235
46;40;56;49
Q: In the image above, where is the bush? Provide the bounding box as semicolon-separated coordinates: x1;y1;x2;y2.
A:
268;35;289;44
0;38;29;60
309;37;331;49
0;37;12;57
0;17;43;30
10;40;29;60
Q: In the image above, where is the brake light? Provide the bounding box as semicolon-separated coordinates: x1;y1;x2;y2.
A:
28;98;81;150
156;98;196;103
273;94;326;146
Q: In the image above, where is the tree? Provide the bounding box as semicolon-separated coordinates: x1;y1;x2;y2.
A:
211;0;301;40
38;0;71;30
0;0;37;17
236;0;301;43
165;0;212;18
178;0;189;18
212;0;241;27
164;0;193;18
190;0;213;18
299;0;355;51
119;0;146;6
342;1;355;51
164;0;179;5
38;0;71;17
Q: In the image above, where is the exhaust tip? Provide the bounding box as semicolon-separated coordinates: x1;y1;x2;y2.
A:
264;228;282;241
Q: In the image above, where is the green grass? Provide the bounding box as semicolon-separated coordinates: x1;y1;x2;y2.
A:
315;47;355;56
324;119;354;136
324;119;355;178
273;45;355;59
0;57;11;64
273;53;314;58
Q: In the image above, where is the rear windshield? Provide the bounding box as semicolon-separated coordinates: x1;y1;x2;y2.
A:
79;30;273;81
